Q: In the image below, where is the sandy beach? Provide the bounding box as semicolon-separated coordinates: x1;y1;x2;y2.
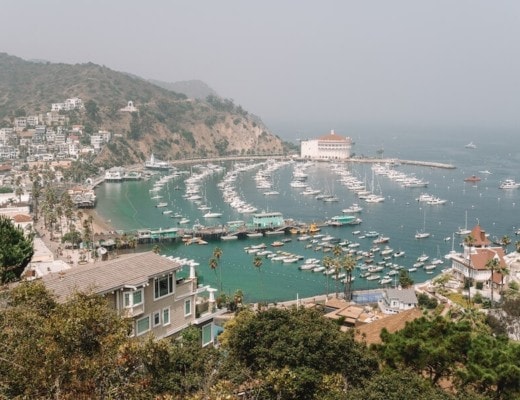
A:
33;207;118;266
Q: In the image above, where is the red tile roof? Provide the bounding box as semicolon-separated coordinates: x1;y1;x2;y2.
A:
469;225;491;246
317;129;351;142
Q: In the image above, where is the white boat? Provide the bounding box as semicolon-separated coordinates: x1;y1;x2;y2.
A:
246;232;263;238
203;212;222;218
415;208;430;239
408;267;417;272
366;274;380;281
415;231;430;239
499;179;520;189
162;210;173;215
393;250;405;258
465;141;477;149
417;253;429;262
456;210;471;235
156;202;168;208
145;153;172;170
379;276;393;285
424;264;437;271
221;234;238;241
342;203;363;213
178;218;190;224
479;170;492;175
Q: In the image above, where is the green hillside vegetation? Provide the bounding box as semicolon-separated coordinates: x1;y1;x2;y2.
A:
0;53;289;167
1;279;519;399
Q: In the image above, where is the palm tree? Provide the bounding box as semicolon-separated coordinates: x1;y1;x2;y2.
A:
500;235;511;253
322;255;333;299
516;240;520;253
253;255;263;306
213;247;223;292
485;256;500;307
209;257;218;286
152;244;160;254
341;254;356;301
464;234;476;306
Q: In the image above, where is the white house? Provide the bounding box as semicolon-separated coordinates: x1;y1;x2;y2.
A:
378;288;418;314
447;225;508;292
300;130;353;160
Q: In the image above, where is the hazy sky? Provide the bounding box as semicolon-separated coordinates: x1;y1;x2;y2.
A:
2;1;520;138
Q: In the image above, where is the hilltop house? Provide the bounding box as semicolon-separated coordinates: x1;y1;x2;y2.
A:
41;251;223;345
447;225;508;293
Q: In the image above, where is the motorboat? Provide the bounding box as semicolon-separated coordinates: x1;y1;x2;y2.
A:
465;141;477;149
342;203;363;213
464;175;481;183
203;212;222;218
499;179;520;189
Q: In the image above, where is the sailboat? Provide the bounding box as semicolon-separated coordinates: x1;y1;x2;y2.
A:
364;169;385;203
456;210;471;236
415;208;430;239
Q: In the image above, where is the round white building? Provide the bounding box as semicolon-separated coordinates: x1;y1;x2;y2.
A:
300;129;353;160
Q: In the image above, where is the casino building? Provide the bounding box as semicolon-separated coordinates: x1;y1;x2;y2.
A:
300;130;353;160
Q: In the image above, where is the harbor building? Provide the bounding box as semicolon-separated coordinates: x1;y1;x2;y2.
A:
251;211;285;230
300;129;353;160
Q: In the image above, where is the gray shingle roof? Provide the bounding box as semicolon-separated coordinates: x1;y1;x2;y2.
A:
385;288;418;304
42;252;181;301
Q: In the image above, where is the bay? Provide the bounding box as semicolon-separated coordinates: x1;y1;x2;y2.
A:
94;131;520;303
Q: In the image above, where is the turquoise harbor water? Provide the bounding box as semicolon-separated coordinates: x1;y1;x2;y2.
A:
94;132;520;303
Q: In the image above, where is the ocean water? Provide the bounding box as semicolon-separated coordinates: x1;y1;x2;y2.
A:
94;130;520;303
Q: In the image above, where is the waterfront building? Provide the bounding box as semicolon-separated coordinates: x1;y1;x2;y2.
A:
41;251;222;344
251;211;285;229
447;225;508;291
300;129;353;160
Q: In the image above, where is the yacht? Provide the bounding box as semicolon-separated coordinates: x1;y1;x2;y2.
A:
499;179;520;189
342;203;363;213
203;212;222;218
465;142;477;149
144;153;172;170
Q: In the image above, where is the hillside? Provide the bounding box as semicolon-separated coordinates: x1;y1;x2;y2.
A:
0;53;288;167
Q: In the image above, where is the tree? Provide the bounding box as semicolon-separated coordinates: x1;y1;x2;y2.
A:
322;255;333;298
212;247;223;292
341;254;356;300
500;235;511;253
219;307;378;398
0;215;34;283
0;281;149;399
253;255;263;303
377;316;473;385
485;255;500;306
464;234;476;305
399;269;415;289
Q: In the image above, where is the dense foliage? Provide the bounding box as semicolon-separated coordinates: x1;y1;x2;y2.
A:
0;215;33;283
1;281;519;399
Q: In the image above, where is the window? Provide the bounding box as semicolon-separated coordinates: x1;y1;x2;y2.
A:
184;299;192;316
154;275;174;299
153;311;161;327
162;307;170;326
136;316;150;336
124;289;143;308
202;323;213;347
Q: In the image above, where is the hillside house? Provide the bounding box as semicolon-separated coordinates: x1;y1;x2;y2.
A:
42;251;223;345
